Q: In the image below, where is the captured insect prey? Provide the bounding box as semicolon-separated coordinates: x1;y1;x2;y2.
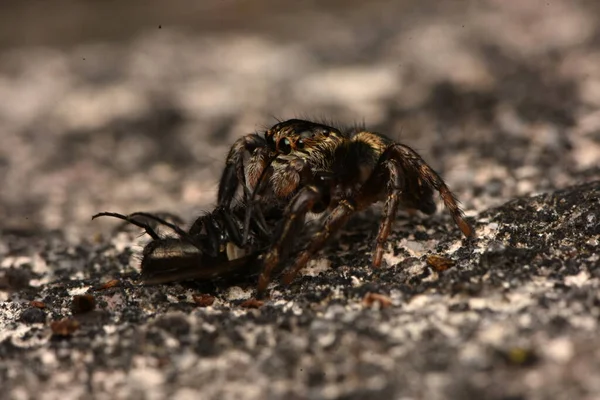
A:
92;205;285;285
217;119;474;297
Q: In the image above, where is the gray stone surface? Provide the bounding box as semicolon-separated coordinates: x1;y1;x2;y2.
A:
1;1;599;399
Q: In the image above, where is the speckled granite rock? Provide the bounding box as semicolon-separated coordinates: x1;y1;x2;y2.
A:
1;181;599;400
1;1;600;399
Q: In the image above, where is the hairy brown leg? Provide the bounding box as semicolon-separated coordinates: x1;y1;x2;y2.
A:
257;184;325;297
388;144;474;238
281;198;356;286
365;160;404;268
365;142;473;266
280;156;403;280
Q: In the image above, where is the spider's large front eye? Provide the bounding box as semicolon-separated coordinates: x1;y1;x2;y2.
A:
277;138;292;154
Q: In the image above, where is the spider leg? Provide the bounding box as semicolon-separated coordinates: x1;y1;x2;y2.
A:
257;183;328;297
387;144;474;238
92;212;161;240
350;158;405;268
283;156;404;272
280;198;356;286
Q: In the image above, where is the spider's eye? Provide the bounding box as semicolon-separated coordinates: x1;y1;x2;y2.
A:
277;138;292;154
265;132;275;148
320;128;330;137
297;139;305;149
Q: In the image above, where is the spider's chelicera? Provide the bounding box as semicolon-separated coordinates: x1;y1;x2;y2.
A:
217;119;474;297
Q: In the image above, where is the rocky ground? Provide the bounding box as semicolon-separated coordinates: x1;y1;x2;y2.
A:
1;1;599;399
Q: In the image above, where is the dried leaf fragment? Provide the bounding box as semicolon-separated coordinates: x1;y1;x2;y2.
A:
426;255;455;272
240;298;264;309
193;294;215;307
362;292;393;309
95;279;120;291
51;318;80;337
30;300;46;309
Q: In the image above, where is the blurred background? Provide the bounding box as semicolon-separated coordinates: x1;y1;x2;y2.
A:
0;0;599;239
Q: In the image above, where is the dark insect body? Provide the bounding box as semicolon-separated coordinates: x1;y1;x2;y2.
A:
92;205;282;285
217;119;474;297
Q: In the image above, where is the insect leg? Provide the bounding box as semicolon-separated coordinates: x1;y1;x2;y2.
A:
127;212;189;237
92;212;161;240
189;212;225;258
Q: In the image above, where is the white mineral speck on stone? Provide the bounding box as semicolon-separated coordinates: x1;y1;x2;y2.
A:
404;240;426;255
103;325;117;335
383;252;405;266
446;240;464;254
67;286;91;296
565;270;590;287
226;286;252;301
40;351;57;366
31;254;48;274
478;322;509;346
301;258;331;277
544;337;574;363
459;343;487;368
1;256;31;269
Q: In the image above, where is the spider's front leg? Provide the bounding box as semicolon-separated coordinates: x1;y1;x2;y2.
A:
257;179;331;297
280;197;357;286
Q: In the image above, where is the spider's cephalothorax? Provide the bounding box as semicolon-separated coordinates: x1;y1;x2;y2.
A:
92;204;283;285
217;119;344;207
217;119;474;297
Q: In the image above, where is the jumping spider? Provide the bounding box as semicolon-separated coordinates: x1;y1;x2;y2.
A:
218;119;474;297
92;204;283;285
